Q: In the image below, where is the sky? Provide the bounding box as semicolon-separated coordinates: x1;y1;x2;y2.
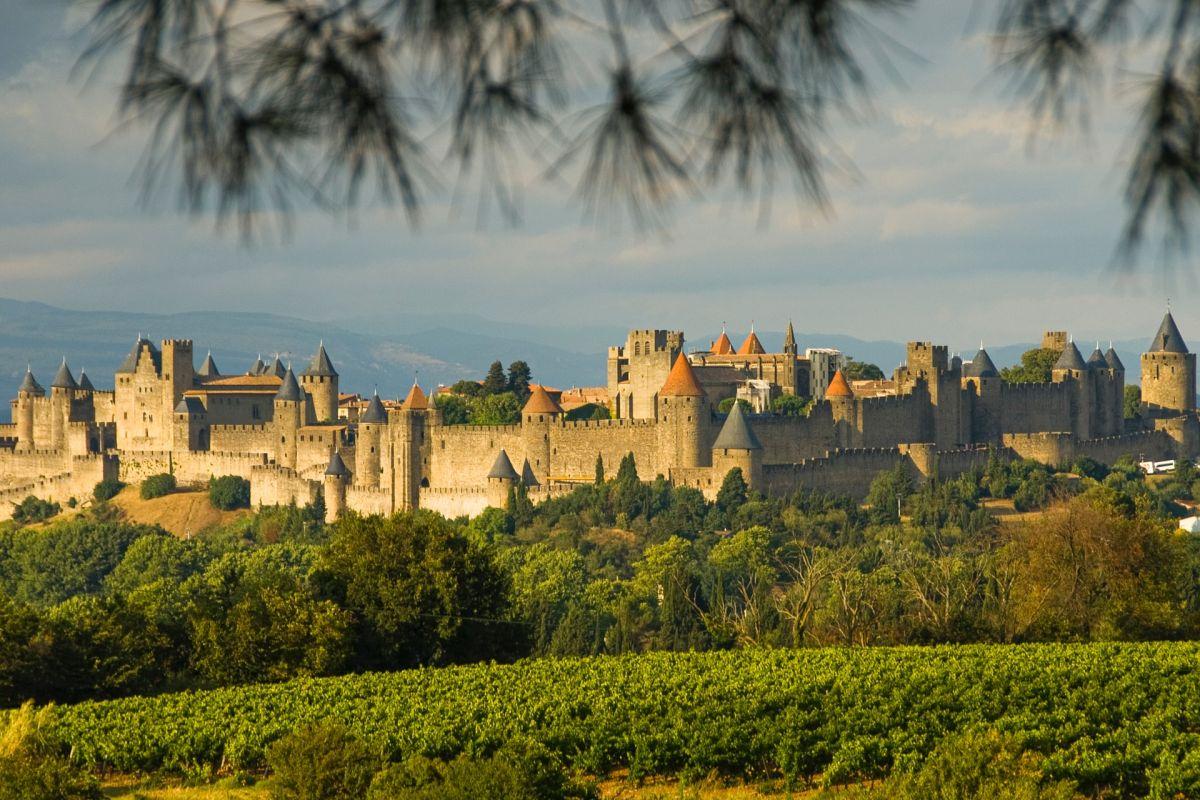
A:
0;0;1192;348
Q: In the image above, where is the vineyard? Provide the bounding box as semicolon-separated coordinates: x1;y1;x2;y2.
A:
51;643;1200;796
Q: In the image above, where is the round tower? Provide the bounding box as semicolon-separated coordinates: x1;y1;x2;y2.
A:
962;346;1001;442
1141;311;1196;417
486;449;520;509
1052;340;1095;439
393;382;429;511
711;402;763;492
825;369;856;448
656;353;711;471
521;385;563;484
300;341;339;424
49;358;77;452
14;368;43;451
355;391;386;488
324;450;350;523
273;367;305;469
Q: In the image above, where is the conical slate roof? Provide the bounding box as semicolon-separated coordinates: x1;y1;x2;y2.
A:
713;402;762;451
825;369;853;399
1053;341;1087;371
660;353;706;397
249;356;266;376
325;451;350;477
117;337;157;373
523;385;562;414
487;449;519;480
267;357;286;378
361;392;387;423
712;330;734;355
1105;346;1125;371
521;458;540;487
784;321;797;353
402;382;429;410
738;330;766;355
302;341;338;377
18;369;43;395
963;347;998;378
51;359;77;390
275;368;304;402
174;397;204;414
1150;312;1188;353
78;370;95;391
1087;346;1107;369
197;352;220;378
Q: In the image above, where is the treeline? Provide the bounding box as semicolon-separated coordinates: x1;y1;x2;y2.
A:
1;453;1198;707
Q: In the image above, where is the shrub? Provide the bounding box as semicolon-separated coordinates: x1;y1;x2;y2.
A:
209;475;251;511
92;480;124;503
0;702;100;800
11;497;60;526
266;721;378;800
368;740;594;800
140;474;176;500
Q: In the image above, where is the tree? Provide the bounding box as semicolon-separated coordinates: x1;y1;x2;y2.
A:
1000;348;1060;384
507;361;532;403
469;392;522;425
319;512;514;668
208;475;251;510
140;473;176;500
483;361;508;395
1124;385;1142;420
717;397;753;414
772;394;812;417
10;497;59;526
843;361;884;381
866;464;913;524
594;455;605;486
716;468;749;515
75;0;1200;263
434;394;470;425
267;722;379;800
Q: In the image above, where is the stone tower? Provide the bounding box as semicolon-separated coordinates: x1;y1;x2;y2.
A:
962;346;1001;442
324;450;350;523
14;368;43;451
712;402;763;491
160;339;195;420
392;382;428;511
273;368;305;469
656;353;711;471
486;449;520;509
50;359;77;452
355;391;386;488
1141;312;1196;417
825;368;856;448
607;329;684;420
1052;340;1094;439
522;385;563;484
300;342;339;424
1105;344;1126;434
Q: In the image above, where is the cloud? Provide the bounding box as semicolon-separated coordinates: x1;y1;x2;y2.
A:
880;198;1005;240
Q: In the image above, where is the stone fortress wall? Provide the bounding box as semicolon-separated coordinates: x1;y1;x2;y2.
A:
1;313;1197;522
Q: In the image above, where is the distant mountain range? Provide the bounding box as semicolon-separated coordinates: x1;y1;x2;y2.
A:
0;297;1153;423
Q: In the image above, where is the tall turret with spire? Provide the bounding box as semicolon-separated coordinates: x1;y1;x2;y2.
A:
783;320;797;357
391;381;430;512
14;368;43;451
656;352;712;470
50;358;77;452
300;341;339;424
273;367;304;469
1142;310;1196;417
355;390;387;489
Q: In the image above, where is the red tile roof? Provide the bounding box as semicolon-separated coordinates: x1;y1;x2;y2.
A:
660;353;706;397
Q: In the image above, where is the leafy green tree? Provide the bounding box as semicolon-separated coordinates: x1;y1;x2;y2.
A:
507;361;532;403
772;394;812;417
1000;348;1060;384
434;394;470;425
483;361;508;395
0;518;166;605
499;544;587;655
92;479;125;503
469;392;521;425
843;361;884;381
140;473;176;500
716;468;749;515
268;721;379;800
1124;385;1142;420
11;497;60;526
0;597;43;707
319;512;513;668
0;702;101;800
507;483;535;529
633;537;706;651
866;464;913;524
208;475;251;510
449;380;484;398
104;535;211;595
594;455;604;486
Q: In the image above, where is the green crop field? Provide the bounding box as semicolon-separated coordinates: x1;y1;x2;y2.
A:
52;643;1200;796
